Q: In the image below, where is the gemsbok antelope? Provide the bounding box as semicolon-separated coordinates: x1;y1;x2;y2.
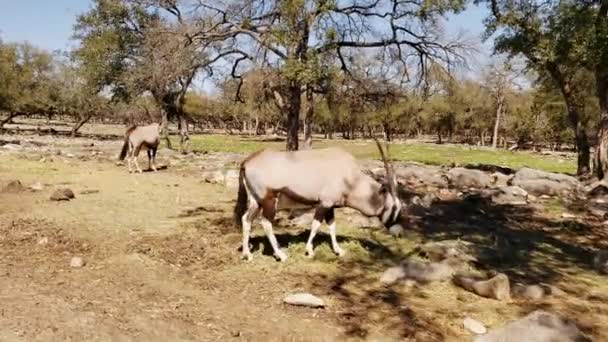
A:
118;123;161;173
233;140;404;262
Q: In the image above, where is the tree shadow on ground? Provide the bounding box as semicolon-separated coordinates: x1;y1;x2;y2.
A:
302;192;604;340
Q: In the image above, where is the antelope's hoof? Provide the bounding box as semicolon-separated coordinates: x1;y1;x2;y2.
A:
305;248;315;259
334;248;346;257
242;252;253;261
275;251;288;262
137;170;143;174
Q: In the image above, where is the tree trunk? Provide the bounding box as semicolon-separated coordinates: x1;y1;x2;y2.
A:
178;114;189;153
286;84;301;151
492;93;505;149
383;123;392;142
303;86;314;149
594;1;608;179
160;110;171;149
70;114;93;137
0;112;22;129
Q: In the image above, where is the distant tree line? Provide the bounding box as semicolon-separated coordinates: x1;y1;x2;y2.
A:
2;0;608;178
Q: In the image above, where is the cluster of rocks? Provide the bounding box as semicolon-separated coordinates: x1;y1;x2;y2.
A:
377;240;591;340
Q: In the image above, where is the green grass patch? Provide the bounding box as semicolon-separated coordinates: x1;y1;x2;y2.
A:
173;134;576;174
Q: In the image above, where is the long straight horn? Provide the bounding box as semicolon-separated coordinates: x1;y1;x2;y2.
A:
373;137;397;195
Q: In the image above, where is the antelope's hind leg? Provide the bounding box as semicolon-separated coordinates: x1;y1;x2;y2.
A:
147;149;152;171
126;142;133;173
326;208;345;257
260;195;287;262
241;196;260;261
151;146;158;172
132;144;143;173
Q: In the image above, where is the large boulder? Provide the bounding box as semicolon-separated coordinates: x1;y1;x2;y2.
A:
510;168;580;197
446;167;495;189
393;164;448;188
474;310;588;342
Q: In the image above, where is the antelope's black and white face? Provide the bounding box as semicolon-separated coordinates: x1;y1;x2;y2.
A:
379;190;404;236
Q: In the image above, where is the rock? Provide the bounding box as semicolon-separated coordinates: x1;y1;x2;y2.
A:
594;250;608;274
587;181;608;197
561;213;576;219
37;237;49;245
446;167;495;189
474;310;587;342
380;259;454;284
513;284;545;301
437;188;458;201
50;188;75;201
588;206;607;219
513;167;580;187
80;189;100;195
2;143;22;151
65;153;75;158
510;168;580;197
415;240;476;263
394;164;448;188
454;273;511;301
512;179;574;197
540;284;567;297
2;180;25;193
283;293;325;308
70;256;85;268
463;317;487;335
491;186;528;205
388;224;404;237
28;182;44;192
201;169;239;189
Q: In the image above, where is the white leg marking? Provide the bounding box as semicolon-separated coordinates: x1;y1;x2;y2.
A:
241;199;259;261
329;221;345;257
126;155;133;173
242;213;253;261
261;218;287;262
133;155;143;173
305;219;321;258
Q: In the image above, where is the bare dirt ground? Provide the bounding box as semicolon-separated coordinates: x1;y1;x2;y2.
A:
0;121;607;341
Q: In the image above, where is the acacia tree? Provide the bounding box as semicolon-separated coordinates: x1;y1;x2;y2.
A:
0;42;56;128
192;0;467;150
479;0;595;174
73;0;208;149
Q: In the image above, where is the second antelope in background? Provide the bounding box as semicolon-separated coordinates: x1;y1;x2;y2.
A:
234;140;404;262
118;123;161;173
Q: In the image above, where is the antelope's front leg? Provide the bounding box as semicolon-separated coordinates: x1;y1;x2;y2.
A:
305;218;322;258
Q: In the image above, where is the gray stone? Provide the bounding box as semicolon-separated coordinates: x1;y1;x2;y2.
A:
394;164;448;188
447;167;495;189
463;317;487;335
2;180;25;193
474;310;587;342
510;168;580;197
70;256;85;268
454;273;511;301
283;293;325;308
2;143;22;151
50;188;75;201
513;284;545;301
594;250;608;275
28;182;44;192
